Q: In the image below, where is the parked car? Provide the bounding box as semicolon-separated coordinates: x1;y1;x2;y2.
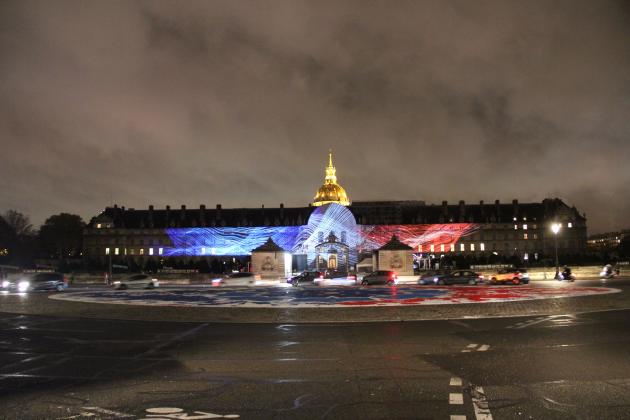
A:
2;272;68;292
288;270;323;285
360;270;398;285
113;273;159;290
418;269;451;285
212;272;258;286
427;270;483;285
489;268;529;285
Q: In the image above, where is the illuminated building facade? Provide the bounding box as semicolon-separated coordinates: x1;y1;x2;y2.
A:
83;154;588;270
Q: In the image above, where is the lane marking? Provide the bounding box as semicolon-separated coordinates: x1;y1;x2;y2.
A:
467;344;478;348
449;393;464;405
471;386;493;420
450;377;463;386
477;344;490;352
82;407;134;418
451;416;467;420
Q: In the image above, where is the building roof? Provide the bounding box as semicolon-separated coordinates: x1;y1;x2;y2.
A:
87;198;585;229
252;237;286;252
378;235;413;251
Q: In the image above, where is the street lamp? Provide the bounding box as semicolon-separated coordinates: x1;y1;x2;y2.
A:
551;223;561;279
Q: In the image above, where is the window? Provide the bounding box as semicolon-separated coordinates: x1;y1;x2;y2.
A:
523;224;528;230
105;247;110;255
129;248;135;255
460;244;465;252
114;247;119;255
140;248;144;255
158;247;163;255
149;248;154;256
514;224;518;230
533;233;538;239
568;222;573;228
524;233;528;240
418;245;422;252
430;244;435;252
96;223;102;229
450;244;455;252
480;243;485;251
470;243;475;251
201;247;206;255
440;244;445;252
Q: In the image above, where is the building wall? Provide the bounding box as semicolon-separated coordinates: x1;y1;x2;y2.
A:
251;251;290;278
376;250;414;275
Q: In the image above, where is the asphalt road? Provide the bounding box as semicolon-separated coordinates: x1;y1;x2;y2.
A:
1;278;630;419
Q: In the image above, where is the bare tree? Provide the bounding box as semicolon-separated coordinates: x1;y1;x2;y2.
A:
2;210;34;237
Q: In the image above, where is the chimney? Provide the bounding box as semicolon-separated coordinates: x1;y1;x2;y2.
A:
148;205;154;228
165;205;170;225
216;204;222;220
199;205;206;226
479;200;485;219
280;203;284;219
180;205;186;221
458;200;465;222
512;199;519;219
442;200;448;216
495;199;500;222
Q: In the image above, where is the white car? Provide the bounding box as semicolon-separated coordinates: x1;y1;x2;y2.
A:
211;272;258;286
113;274;159;290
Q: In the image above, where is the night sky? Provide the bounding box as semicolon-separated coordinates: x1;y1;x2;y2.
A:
1;1;628;234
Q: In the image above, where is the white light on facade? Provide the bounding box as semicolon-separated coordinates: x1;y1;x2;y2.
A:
440;244;445;252
149;248;154;256
523;224;528;230
158;248;163;255
114;248;119;255
480;243;485;251
470;244;475;251
460;244;465;252
105;247;110;255
450;244;455;252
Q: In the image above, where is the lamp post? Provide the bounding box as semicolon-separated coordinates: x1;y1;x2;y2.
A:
551;223;561;279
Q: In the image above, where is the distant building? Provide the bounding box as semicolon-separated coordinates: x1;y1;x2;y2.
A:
587;230;629;252
83;152;588;271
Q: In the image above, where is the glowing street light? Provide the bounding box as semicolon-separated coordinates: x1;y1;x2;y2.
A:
551;223;561;279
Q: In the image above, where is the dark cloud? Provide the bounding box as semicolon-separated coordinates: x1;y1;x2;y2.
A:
0;0;628;233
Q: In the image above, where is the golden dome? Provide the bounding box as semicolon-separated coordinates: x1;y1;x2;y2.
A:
313;150;350;207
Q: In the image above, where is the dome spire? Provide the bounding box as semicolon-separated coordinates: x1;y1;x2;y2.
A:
313;149;350;207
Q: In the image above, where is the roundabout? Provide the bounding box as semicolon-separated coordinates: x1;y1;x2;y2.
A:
50;284;620;308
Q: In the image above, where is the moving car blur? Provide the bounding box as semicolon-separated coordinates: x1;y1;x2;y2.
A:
211;272;259;286
421;270;483;285
360;270;397;285
113;273;159;290
288;270;323;286
489;268;530;285
1;272;68;292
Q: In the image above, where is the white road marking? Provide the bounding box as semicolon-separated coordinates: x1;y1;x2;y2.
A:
467;344;478;348
477;344;490;352
471;386;493;420
449;393;464;405
461;349;472;353
450;377;463;386
82;407;134;418
514;316;549;329
450;416;467;420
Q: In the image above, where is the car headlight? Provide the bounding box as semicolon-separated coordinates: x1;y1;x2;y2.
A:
1;280;9;288
18;281;30;292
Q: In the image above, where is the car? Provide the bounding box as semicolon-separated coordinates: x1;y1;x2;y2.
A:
113;273;159;290
288;270;323;285
360;270;397;285
3;272;68;292
427;270;483;285
489;268;529;285
212;272;257;286
418;269;451;285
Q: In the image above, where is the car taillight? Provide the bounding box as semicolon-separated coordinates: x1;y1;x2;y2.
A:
390;273;397;279
319;274;324;279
